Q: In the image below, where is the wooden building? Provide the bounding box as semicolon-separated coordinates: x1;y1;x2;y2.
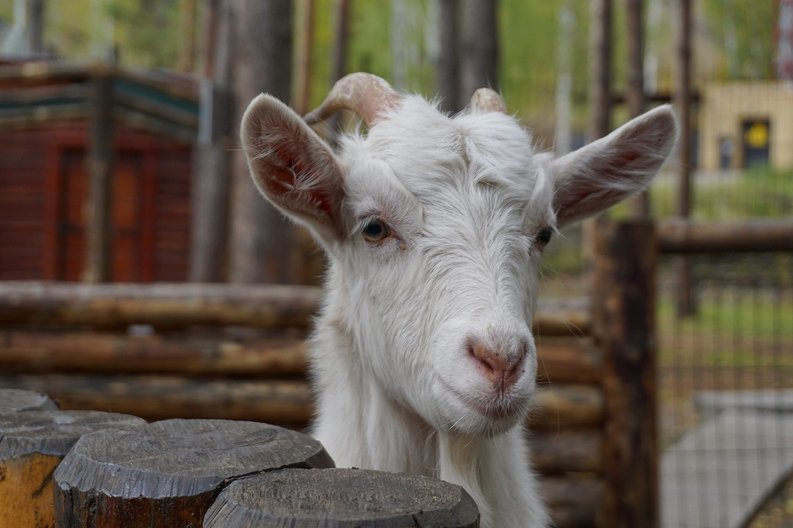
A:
699;81;793;171
0;62;198;281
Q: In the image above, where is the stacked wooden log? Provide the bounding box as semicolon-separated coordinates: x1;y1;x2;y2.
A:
0;389;478;527
0;220;656;528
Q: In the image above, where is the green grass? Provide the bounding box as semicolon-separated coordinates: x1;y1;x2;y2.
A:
657;291;793;367
614;166;793;221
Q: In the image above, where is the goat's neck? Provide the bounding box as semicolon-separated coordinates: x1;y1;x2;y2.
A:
310;284;548;528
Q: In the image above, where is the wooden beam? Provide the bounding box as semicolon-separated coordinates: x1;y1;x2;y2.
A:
0;282;322;330
0;282;589;336
540;476;604;528
0;332;309;377
0;375;600;432
531;429;603;474
0;375;315;425
658;220;793;254
529;384;604;429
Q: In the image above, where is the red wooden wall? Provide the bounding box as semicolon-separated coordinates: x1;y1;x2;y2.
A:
0;122;192;282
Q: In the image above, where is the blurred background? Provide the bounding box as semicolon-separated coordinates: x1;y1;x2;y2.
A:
0;1;791;527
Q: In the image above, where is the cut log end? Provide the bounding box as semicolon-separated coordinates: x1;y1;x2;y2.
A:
0;388;58;413
205;468;480;527
0;409;145;528
0;409;145;459
54;419;334;527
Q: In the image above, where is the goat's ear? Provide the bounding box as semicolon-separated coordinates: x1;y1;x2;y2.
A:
241;94;345;243
549;105;678;227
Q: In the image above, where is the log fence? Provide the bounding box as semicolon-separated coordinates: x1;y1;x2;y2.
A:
0;219;668;527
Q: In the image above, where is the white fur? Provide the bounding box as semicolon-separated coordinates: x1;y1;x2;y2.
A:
241;90;677;528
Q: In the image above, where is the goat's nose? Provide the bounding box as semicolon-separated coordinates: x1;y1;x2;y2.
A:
466;335;529;389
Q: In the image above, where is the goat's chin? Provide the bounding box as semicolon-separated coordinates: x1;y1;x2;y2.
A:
434;388;531;437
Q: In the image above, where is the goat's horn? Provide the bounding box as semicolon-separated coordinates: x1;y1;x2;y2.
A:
468;88;507;113
304;73;400;128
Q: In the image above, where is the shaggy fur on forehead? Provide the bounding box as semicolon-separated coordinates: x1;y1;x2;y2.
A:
338;95;555;226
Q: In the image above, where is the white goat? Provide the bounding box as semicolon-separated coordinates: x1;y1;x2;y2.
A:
241;73;677;528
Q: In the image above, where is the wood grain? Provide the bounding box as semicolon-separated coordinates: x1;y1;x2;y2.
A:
205;468;479;527
54;419;334;527
0;409;145;528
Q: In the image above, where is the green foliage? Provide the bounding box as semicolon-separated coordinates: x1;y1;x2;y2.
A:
104;0;181;69
702;0;777;80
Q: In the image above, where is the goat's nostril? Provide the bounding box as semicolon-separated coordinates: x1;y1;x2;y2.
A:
467;337;514;381
466;334;530;387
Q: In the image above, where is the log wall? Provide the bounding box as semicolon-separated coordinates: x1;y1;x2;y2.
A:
0;222;656;527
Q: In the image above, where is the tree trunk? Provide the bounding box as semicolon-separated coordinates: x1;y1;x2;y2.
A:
583;0;613;289
674;0;696;317
26;0;45;54
554;1;575;156
229;0;297;284
436;0;460;113
588;0;612;141
85;68;114;284
461;0;499;101
626;0;649;217
190;0;233;282
295;0;316;115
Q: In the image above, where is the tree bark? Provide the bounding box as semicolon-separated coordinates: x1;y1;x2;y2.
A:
190;0;233;282
554;1;575;156
436;0;461;113
626;0;649;217
461;0;499;101
85;68;114;283
26;0;45;54
229;0;297;284
588;0;612;141
674;0;695;316
295;0;316;115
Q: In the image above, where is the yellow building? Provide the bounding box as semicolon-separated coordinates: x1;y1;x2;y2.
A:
699;81;793;170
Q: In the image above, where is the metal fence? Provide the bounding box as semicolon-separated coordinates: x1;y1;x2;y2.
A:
658;240;793;528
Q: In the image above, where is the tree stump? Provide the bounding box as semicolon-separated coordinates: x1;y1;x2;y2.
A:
54;419;334;527
204;468;480;527
0;388;58;413
0;410;145;528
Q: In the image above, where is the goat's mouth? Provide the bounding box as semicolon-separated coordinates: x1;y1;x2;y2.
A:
438;377;529;423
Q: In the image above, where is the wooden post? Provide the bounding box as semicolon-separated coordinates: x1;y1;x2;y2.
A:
0;388;57;413
84;67;114;283
204;468;479;527
0;410;145;528
54;419;334;527
591;220;658;528
674;0;695;317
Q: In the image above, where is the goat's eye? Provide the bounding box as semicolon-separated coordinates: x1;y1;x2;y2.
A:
536;227;553;246
361;219;390;242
